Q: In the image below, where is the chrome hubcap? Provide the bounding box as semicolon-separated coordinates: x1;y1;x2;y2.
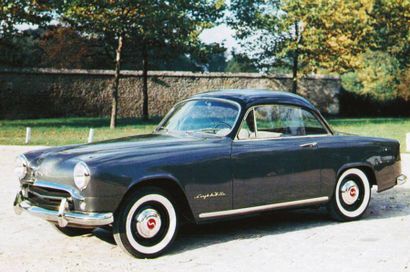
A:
341;180;360;205
135;208;161;238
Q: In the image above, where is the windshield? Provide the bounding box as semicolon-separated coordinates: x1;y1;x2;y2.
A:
158;99;240;136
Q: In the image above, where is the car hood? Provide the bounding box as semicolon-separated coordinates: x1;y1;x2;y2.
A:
26;133;205;165
24;132;219;183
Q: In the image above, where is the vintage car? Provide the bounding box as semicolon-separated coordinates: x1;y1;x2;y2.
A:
14;89;407;258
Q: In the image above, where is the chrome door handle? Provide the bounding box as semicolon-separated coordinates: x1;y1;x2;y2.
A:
299;142;318;148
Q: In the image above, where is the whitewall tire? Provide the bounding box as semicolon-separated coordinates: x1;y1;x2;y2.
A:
328;168;371;221
113;187;179;258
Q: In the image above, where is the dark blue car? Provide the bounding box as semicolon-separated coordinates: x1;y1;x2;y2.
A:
14;89;407;258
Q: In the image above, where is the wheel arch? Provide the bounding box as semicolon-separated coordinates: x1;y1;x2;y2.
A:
116;175;196;223
336;163;377;187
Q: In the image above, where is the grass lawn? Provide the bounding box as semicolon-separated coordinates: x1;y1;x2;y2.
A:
0;117;159;146
328;117;410;152
0;117;409;152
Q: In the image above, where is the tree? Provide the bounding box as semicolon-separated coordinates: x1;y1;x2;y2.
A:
0;0;51;67
61;0;224;127
0;29;42;67
397;68;410;101
38;26;112;69
341;51;401;101
229;0;373;93
125;1;225;121
60;1;137;128
0;0;51;38
205;50;227;72
367;0;410;68
225;51;258;73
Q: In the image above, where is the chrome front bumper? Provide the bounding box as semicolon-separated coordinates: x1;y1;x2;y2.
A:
14;186;113;228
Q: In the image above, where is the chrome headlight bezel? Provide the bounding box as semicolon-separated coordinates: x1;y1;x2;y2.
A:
73;161;91;191
15;154;29;181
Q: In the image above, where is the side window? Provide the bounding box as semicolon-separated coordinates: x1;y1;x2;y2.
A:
254;105;288;138
301;109;329;135
237;104;328;140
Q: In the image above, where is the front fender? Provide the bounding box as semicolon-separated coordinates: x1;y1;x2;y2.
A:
128;173;182;191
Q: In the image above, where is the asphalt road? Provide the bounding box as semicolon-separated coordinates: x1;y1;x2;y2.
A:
1;146;409;272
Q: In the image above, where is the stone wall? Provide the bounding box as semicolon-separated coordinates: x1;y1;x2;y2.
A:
0;68;340;119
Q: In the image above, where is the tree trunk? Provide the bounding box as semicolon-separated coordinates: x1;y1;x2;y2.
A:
110;34;124;129
142;44;149;121
291;22;300;94
291;49;299;94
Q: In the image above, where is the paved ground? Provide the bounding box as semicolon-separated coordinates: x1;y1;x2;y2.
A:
0;146;409;272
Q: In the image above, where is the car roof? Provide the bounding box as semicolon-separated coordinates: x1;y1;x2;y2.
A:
192;89;318;112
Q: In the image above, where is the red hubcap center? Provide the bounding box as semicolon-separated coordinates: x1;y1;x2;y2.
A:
147;218;156;230
350;188;356;197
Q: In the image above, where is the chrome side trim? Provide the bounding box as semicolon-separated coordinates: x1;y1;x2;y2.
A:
34;180;84;201
235;134;330;142
299;142;318;148
199;196;329;219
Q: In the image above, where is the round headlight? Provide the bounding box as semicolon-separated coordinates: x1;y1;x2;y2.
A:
73;161;91;190
15;155;28;180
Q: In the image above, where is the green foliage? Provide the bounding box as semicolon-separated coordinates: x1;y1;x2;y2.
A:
0;0;52;67
341;72;362;94
228;0;284;71
58;0;225;122
229;0;373;74
397;67;410;101
0;25;227;71
37;26;112;69
368;0;410;68
0;30;41;67
0;26;113;69
0;0;51;38
341;51;401;101
229;0;409;100
1;0;408;107
60;0;225;62
225;52;258;73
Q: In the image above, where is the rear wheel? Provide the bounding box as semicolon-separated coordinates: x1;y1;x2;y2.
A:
113;187;178;258
328;168;371;221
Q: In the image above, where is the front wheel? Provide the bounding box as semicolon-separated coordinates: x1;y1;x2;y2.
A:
113;187;178;258
328;168;371;221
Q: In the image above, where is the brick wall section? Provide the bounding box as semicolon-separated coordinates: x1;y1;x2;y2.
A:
0;68;341;119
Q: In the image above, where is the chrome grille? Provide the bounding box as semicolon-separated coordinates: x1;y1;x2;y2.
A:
25;185;73;211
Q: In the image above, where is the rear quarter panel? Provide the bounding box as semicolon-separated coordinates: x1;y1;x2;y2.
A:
319;135;401;197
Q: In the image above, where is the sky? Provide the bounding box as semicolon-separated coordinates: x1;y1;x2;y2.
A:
199;24;239;53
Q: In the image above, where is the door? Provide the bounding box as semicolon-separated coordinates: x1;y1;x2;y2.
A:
232;104;330;209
